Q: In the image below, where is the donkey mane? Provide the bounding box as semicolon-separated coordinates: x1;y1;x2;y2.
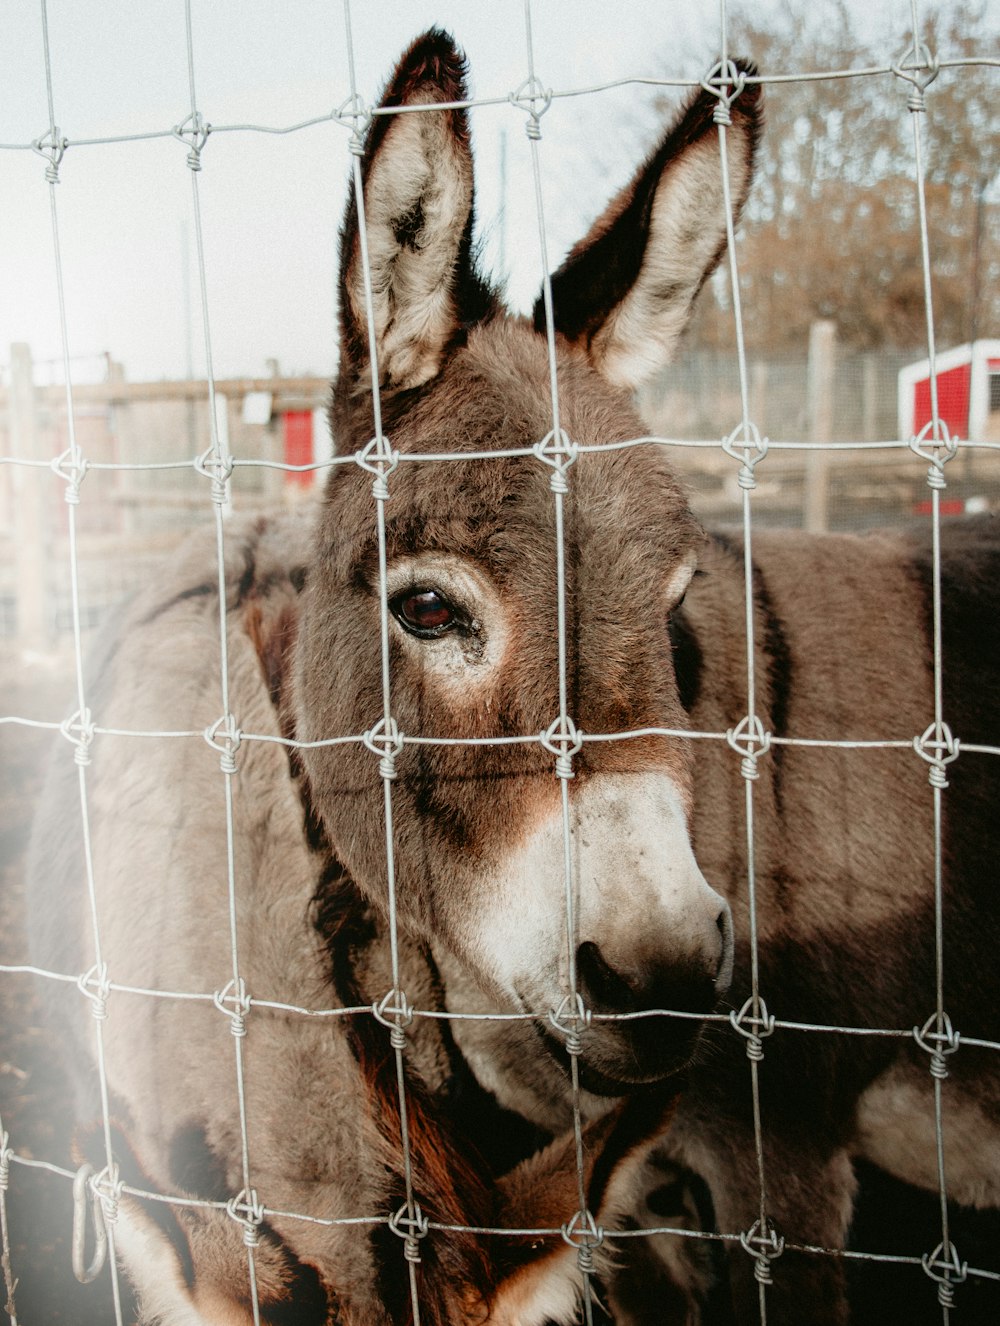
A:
311;868;498;1325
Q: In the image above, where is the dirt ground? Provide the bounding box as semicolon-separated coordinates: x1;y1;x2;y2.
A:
1;646;998;1325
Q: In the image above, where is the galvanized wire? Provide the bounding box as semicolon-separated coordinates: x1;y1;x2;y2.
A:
30;1;127;1320
896;2;964;1318
517;0;601;1312
708;3;780;1314
177;0;268;1312
337;1;428;1315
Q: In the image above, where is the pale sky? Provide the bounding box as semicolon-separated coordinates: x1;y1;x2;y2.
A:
1;1;992;385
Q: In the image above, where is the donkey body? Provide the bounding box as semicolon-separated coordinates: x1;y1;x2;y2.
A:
28;30;1000;1326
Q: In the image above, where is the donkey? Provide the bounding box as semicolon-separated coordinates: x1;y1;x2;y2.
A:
27;26;1000;1326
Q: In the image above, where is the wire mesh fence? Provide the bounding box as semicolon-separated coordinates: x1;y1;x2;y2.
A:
1;1;999;1323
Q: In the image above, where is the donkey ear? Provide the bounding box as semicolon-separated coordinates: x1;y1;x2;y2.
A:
534;65;761;391
338;29;496;393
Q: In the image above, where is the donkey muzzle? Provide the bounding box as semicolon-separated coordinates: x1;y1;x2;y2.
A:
556;898;731;1093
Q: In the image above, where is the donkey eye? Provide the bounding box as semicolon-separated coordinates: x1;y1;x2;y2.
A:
391;588;458;638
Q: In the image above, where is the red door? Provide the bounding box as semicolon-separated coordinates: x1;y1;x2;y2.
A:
283;411;313;488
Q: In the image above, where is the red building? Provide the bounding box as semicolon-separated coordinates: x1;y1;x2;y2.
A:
281;407;333;488
898;340;1000;446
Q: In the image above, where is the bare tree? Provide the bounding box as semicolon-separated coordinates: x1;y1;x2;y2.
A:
686;0;999;353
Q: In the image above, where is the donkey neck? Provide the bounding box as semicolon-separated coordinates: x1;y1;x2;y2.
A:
311;860;554;1181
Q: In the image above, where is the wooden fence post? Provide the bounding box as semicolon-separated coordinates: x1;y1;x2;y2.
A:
804;319;836;533
10;343;49;650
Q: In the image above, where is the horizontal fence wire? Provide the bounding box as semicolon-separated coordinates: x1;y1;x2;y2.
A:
1;0;998;1323
1;60;998;157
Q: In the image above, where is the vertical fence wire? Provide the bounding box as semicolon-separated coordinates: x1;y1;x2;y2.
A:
181;0;263;1313
899;0;962;1315
340;2;425;1315
35;0;127;1319
520;0;600;1317
710;0;781;1315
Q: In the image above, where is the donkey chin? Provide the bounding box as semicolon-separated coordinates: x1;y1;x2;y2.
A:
470;771;735;1096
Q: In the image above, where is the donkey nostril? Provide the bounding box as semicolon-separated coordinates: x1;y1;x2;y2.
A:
577;927;726;1018
576;940;639;1014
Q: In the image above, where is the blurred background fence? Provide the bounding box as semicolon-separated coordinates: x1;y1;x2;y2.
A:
4;327;998;649
1;347;328;646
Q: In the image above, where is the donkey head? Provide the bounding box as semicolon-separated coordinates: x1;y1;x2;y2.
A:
294;31;760;1094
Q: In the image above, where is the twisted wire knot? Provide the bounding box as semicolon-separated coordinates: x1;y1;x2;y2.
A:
373;990;413;1050
913;722;959;790
334;95;371;157
727;715;771;781
389;1203;428;1263
60;708;95;767
533;428;578;492
356;435;399;499
914;1012;960;1080
204;714;242;774
909;418;957;476
194;447;233;504
92;1163;122;1226
77;963;111;1022
921;1240;967;1304
214;978;252;1038
510;77;552;140
562;1208;603;1274
549;992;591;1057
32;127;67;182
51;448;88;503
226;1188;264;1247
701;59;749;127
739;1218;784;1285
730;996;775;1062
892;41;940;113
541;715;583;780
722;422;768;491
173;111;211;169
364;717;404;781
